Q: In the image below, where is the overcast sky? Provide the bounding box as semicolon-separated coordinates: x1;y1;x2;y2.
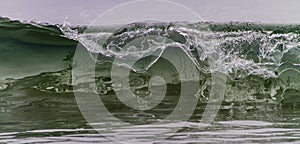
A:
1;0;300;25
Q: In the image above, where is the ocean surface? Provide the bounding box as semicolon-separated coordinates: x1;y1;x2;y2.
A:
1;16;300;143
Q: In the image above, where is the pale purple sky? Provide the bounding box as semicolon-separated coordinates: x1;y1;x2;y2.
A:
1;0;300;25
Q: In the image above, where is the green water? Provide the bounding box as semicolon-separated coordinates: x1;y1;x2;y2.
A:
1;17;300;143
1;80;300;143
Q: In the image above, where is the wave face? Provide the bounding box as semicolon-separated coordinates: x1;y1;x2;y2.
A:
1;17;300;103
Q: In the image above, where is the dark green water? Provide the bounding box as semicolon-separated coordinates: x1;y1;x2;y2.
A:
1;17;300;143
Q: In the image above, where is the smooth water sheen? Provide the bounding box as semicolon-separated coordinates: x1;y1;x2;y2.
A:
1;17;300;143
